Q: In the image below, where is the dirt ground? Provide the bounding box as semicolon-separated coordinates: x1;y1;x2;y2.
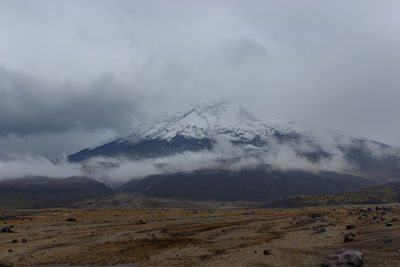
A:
1;204;400;266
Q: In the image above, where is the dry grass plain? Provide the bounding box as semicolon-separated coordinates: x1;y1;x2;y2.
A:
1;204;400;266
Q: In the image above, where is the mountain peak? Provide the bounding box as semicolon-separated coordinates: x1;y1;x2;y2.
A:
119;99;304;145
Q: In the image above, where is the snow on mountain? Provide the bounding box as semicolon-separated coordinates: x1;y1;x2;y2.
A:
115;99;307;146
72;98;393;164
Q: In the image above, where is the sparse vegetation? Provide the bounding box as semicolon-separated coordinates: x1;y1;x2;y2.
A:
1;204;400;266
266;182;400;208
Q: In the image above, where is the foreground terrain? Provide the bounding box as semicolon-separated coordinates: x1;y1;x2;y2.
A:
1;203;400;266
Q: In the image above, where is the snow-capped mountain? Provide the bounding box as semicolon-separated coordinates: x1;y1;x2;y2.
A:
122;99;306;143
66;99;400;201
68;99;306;161
68;99;400;182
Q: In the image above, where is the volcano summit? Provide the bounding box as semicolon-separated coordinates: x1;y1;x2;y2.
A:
65;100;400;201
69;99;307;162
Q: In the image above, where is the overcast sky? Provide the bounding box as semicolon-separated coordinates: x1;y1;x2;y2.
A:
1;0;400;158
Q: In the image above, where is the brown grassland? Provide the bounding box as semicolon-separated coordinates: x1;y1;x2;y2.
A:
1;202;400;267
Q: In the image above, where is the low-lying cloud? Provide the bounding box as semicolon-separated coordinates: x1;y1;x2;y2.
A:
0;153;81;181
3;132;391;185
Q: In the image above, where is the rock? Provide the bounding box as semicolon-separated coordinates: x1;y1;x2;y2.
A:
346;224;356;230
11;239;17;243
21;238;27;243
65;218;77;222
344;233;356;243
321;248;363;267
242;211;255;215
1;227;14;233
263;249;272;255
314;226;326;233
310;213;326;220
357;214;368;219
386;222;393;227
384;239;392;244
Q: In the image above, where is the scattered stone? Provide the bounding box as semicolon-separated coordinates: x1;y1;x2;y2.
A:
242;211;256;215
310;213;324;220
344;233;356;243
214;249;227;255
384;239;392;244
358;214;368;219
346;224;356;230
1;227;14;233
65;218;77;222
321;248;363;267
263;249;272;255
11;239;17;243
314;226;326;233
138;220;146;224
21;238;27;243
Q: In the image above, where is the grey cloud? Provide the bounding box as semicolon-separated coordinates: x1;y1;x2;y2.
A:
220;38;269;65
0;153;82;181
0;68;145;136
0;130;115;158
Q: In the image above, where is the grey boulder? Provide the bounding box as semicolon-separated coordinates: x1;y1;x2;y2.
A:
321;248;363;267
